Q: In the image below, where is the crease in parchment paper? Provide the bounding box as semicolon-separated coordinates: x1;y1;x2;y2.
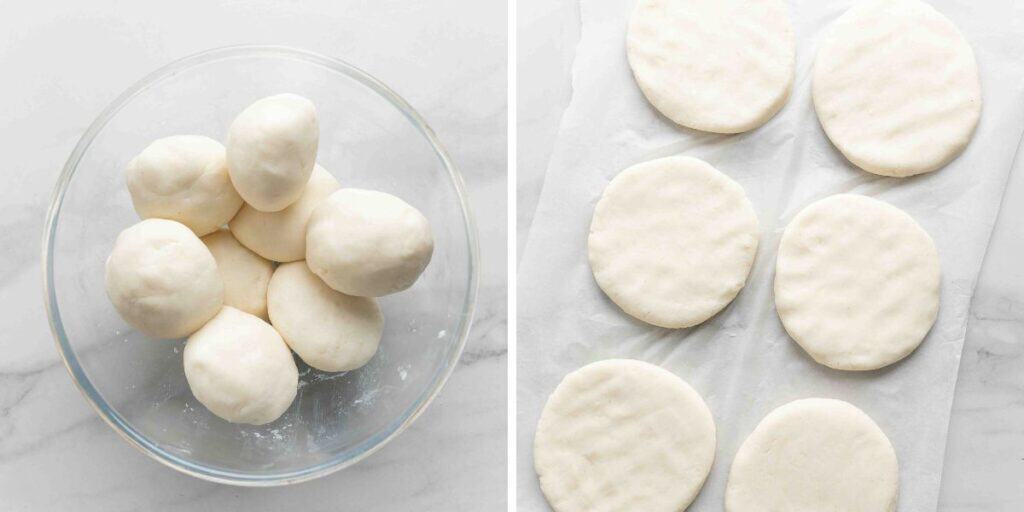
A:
517;0;1024;510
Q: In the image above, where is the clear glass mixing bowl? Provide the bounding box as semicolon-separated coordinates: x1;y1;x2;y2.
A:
42;46;478;485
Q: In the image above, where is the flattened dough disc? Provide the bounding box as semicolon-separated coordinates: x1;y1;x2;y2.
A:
775;194;940;371
726;398;899;512
627;0;795;133
812;0;981;177
534;359;716;512
588;156;759;328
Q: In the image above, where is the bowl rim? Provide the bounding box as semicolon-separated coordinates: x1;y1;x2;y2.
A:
40;44;480;486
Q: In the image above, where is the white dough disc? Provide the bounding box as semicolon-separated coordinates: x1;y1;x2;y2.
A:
306;189;434;297
125;135;243;236
267;261;384;372
105;218;223;339
184;307;298;425
588;156;759;328
812;0;981;177
230;164;340;262
726;398;899;512
534;359;716;512
201;229;274;320
627;0;795;133
775;194;940;371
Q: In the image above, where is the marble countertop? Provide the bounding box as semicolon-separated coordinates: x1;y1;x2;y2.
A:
0;1;506;510
517;0;1023;509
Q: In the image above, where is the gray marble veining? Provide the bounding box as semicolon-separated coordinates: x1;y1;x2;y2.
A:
0;1;506;510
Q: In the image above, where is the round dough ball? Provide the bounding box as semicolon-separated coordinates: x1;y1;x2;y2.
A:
588;156;759;328
201;229;274;320
105;219;223;339
534;359;716;512
775;194;940;371
627;0;795;133
229;164;340;262
812;0;981;176
125;135;243;236
726;398;899;512
306;189;433;297
183;307;298;425
267;261;383;372
226;93;319;212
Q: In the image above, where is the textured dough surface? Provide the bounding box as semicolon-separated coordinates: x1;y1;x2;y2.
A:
306;189;433;297
230;164;340;262
775;194;940;370
588;156;759;328
201;229;274;320
267;262;384;372
125;135;243;236
226;93;319;212
534;359;716;512
105;219;223;339
726;398;899;512
627;0;795;133
812;0;981;176
183;307;298;425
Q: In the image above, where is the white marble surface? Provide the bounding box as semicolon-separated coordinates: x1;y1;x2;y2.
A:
517;0;1024;509
0;2;506;510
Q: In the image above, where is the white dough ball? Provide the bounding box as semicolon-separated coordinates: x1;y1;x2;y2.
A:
105;219;223;339
201;229;274;320
226;93;319;212
183;307;298;425
125;135;243;236
229;164;340;262
306;189;433;297
267;261;384;372
726;399;899;512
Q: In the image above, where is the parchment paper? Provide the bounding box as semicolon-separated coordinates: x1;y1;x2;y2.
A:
517;1;1024;510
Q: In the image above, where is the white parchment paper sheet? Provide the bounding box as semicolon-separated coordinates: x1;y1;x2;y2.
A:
517;1;1024;510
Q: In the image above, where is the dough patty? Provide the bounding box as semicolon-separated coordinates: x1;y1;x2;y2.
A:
812;0;981;176
726;398;899;512
588;156;759;328
774;194;940;371
534;359;716;512
627;0;795;133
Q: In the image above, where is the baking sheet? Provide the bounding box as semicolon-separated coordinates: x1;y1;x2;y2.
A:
516;0;1024;510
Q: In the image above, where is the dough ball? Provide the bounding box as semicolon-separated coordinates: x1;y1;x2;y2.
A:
105;219;223;339
775;194;940;371
534;359;716;512
201;229;274;320
226;93;319;212
267;261;383;372
812;0;981;176
229;164;340;262
306;189;433;297
726;398;899;512
627;0;795;133
183;306;298;425
125;135;243;236
588;156;759;328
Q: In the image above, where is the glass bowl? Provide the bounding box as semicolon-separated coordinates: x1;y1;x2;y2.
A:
42;46;478;486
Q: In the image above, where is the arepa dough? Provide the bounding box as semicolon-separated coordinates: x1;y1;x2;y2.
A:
774;194;940;371
588;156;759;328
812;0;981;176
534;359;716;512
627;0;795;133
